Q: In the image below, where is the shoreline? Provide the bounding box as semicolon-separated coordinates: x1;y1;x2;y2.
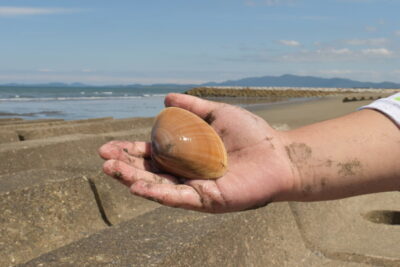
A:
1;94;383;130
201;93;388;129
0;87;395;122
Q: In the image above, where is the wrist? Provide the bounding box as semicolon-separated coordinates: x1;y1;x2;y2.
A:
270;129;305;202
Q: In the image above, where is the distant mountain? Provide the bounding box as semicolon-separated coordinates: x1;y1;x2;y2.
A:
204;74;400;89
1;74;400;89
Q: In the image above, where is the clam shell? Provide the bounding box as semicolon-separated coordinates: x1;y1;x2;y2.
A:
151;107;228;180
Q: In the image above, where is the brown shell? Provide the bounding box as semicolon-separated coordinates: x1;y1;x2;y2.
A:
151;107;227;179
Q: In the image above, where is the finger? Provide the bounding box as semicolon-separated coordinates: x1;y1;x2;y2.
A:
185;179;227;208
103;159;177;186
131;180;204;210
98;141;154;170
164;93;222;120
99;141;151;160
126;157;154;171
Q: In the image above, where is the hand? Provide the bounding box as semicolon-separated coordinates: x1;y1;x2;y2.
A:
99;93;295;213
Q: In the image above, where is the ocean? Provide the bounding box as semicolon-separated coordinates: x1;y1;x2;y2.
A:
0;86;312;121
0;86;187;120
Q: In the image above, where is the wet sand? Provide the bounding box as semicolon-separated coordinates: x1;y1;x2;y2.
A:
246;95;384;129
202;88;395;129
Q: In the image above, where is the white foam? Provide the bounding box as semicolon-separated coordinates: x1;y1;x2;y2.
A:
0;96;143;102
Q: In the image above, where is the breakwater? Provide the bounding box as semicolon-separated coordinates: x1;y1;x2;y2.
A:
1;112;399;266
185;86;400;98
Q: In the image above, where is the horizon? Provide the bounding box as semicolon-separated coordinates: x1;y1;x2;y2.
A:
1;73;400;87
2;1;400;85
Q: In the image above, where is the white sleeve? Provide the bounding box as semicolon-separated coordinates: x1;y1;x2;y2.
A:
359;93;400;126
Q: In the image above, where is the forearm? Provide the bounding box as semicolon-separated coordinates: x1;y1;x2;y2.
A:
279;109;400;201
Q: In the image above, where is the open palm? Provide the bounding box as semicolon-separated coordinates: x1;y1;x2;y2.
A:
99;93;294;213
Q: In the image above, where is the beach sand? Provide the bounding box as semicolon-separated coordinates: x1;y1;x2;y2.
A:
248;95;379;129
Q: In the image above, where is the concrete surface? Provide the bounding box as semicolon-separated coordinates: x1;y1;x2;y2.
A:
0;111;398;266
0;130;19;144
0;117;112;130
16;117;153;140
21;204;368;267
0;169;160;267
290;192;400;266
0;128;151;175
0;119;64;126
0;170;106;266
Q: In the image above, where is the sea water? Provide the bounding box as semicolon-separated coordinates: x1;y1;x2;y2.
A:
0;86;311;121
0;86;187;120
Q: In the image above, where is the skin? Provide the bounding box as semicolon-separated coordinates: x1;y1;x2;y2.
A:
99;93;400;213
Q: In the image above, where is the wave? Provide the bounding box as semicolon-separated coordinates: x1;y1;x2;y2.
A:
0;110;64;117
145;93;167;97
94;91;113;95
0;94;167;102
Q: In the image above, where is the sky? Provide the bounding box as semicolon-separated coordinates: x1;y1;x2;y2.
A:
2;0;400;85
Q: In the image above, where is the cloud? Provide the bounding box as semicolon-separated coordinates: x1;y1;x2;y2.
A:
365;26;377;32
344;38;389;46
361;48;392;56
286;47;353;61
325;48;352;55
317;69;355;75
0;70;208;85
279;40;300;46
279;46;394;62
0;6;79;17
297;69;394;83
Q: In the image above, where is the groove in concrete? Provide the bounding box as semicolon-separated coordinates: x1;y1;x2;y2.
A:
0;168;160;267
87;177;113;227
21;204;368;267
289;192;400;266
0;172;108;267
362;210;400;225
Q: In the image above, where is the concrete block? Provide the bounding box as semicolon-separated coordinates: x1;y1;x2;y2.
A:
0;130;19;144
16;117;153;140
0;170;108;266
0;128;151;175
0;117;113;130
0;118;23;122
22;203;368;266
90;172;160;225
290;192;400;266
0;119;64;127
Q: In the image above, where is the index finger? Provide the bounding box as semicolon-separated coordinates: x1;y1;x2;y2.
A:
99;141;151;159
164;93;222;120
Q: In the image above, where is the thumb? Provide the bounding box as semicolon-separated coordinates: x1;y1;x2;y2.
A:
164;93;222;119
